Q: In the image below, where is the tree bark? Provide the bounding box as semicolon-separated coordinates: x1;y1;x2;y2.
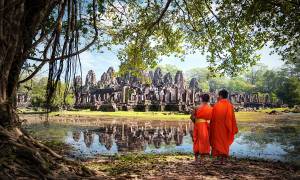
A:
0;0;55;127
0;1;98;178
0;0;24;127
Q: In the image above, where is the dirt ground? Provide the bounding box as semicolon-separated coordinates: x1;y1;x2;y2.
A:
83;154;300;179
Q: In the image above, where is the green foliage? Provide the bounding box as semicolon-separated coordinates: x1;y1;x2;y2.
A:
276;77;300;107
227;77;253;93
244;64;268;85
187;67;253;92
185;63;300;106
20;0;299;107
186;68;211;83
156;64;180;77
242;0;300;64
99;0;299;77
208;77;229;92
256;70;281;93
19;77;74;108
31;77;48;107
199;81;210;92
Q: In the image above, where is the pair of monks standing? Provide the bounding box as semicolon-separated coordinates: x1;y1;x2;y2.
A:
191;89;238;164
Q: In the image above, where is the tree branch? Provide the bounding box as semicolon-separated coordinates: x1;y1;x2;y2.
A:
148;0;172;29
27;0;98;62
18;61;47;84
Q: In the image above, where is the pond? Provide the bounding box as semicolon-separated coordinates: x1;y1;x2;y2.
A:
23;114;300;165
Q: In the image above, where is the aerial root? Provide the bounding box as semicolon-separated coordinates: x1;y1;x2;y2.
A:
0;125;96;179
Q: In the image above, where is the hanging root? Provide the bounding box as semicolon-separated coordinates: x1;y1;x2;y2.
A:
0;125;95;179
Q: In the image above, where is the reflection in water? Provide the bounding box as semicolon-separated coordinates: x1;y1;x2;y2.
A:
66;122;190;156
73;131;81;142
49;118;300;164
233;124;300;164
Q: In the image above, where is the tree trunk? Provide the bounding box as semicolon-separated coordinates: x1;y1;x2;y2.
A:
0;0;24;127
0;0;54;127
0;2;96;178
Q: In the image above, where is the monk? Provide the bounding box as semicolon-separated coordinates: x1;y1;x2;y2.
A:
191;94;212;163
210;89;238;165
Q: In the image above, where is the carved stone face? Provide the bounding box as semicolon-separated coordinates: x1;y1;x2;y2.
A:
107;67;115;76
175;71;184;88
163;72;173;85
86;70;97;87
153;67;163;86
74;75;82;87
189;78;199;90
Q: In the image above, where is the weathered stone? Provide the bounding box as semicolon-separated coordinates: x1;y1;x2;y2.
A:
153;68;163;86
99;103;118;112
189;78;199;90
69;67;282;112
175;71;184;88
292;105;300;113
163;72;173;86
148;70;154;82
85;70;97;87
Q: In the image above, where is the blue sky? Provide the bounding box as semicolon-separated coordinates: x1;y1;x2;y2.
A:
79;45;284;79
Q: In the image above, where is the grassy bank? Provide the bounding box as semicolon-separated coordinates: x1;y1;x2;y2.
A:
50;110;271;122
51;110;190;120
18;108;289;122
257;107;289;113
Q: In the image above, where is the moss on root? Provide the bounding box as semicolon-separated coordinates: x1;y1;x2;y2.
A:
0;126;96;179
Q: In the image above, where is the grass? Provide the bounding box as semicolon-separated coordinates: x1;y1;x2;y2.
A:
19;106;294;122
18;108;277;122
257;107;290;113
47;110;270;122
50;110;190;120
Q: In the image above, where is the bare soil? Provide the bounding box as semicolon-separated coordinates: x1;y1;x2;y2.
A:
84;155;300;180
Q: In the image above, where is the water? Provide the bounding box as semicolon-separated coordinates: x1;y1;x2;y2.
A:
23;114;300;165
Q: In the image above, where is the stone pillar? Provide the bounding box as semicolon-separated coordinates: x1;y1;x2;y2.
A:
191;89;195;104
122;86;128;103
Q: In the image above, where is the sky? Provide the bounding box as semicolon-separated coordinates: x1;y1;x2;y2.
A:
79;45;285;79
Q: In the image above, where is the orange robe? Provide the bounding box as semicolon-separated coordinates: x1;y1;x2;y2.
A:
193;104;212;155
210;99;238;157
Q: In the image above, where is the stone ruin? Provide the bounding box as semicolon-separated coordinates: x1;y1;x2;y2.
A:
16;92;31;107
73;67;279;112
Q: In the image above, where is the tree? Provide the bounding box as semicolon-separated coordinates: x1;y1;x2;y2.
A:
227;77;253;93
0;0;299;178
276;77;300;106
255;70;280;93
156;64;180;77
186;68;210;83
0;0;100;177
1;0;100;127
2;0;298;126
106;0;299;76
22;77;74;108
186;68;210;91
244;64;268;85
208;77;229;92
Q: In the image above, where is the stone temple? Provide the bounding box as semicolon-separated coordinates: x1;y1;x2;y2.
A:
73;67;276;112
